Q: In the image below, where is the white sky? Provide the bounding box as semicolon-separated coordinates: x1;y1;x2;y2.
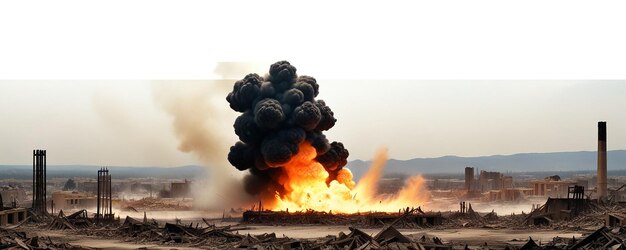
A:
1;80;624;166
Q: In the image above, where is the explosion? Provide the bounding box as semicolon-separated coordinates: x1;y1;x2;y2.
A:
227;61;430;213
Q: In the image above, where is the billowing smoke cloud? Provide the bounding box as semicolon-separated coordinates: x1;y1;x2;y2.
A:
226;61;349;196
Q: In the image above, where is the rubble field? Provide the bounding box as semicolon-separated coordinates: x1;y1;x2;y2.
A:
3;200;626;249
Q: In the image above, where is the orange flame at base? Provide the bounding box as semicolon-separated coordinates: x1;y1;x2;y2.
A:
268;142;430;213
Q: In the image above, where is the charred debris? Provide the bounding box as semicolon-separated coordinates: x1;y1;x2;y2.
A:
8;200;626;250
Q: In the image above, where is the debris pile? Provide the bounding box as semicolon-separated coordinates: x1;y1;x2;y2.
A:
491;225;626;249
319;225;450;250
242;207;446;229
447;203;486;227
0;229;89;250
483;210;499;222
528;225;626;249
243;209;357;225
527;200;626;230
86;216;250;248
525;198;590;227
78;214;453;249
48;210;94;230
366;207;445;228
567;226;626;249
118;215;159;237
15;197;626;249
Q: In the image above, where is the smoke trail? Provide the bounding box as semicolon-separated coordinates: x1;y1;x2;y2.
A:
353;148;388;202
225;61;350;199
152;81;243;208
153;82;228;163
152;63;266;209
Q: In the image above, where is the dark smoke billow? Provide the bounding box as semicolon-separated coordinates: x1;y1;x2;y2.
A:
227;61;349;196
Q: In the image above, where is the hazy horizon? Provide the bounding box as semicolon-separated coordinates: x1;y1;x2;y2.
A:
2;149;626;167
1;78;625;167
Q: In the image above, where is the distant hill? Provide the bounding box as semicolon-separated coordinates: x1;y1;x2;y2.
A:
346;150;626;180
0;165;205;180
2;150;625;181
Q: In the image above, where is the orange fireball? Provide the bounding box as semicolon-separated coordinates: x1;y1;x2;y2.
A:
265;142;431;213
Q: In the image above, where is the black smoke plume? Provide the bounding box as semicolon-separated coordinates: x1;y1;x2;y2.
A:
227;61;349;196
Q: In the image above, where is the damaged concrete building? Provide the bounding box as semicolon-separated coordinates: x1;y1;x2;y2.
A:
527;194;589;226
0;207;28;227
0;186;26;207
170;179;191;198
51;191;96;212
532;178;578;198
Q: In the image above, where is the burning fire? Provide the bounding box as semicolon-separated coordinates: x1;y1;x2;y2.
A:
268;142;431;213
225;61;430;213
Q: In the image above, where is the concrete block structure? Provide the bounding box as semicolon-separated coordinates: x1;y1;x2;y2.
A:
0;207;28;227
51;191;96;212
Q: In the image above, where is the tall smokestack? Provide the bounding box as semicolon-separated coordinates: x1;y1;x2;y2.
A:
597;121;607;199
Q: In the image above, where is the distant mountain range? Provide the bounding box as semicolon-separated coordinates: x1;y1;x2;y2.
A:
346;150;626;180
1;150;624;180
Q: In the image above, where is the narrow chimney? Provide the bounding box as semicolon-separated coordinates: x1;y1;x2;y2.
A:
598;121;607;199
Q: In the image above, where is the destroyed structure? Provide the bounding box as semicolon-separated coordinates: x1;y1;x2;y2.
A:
51;191;96;212
0;196;27;227
242;206;445;228
0;186;26;208
3;119;626;249
31;149;47;214
96;167;113;223
170;179;191;198
526;185;589;226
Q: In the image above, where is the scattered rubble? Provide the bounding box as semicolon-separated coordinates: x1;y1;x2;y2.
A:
10;197;626;249
105;217;455;249
8;209;626;249
568;226;624;249
242;207;446;229
48;210;93;230
1;228;91;250
119;197;192;211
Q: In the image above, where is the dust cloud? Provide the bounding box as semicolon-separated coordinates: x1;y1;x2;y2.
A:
151;63;267;210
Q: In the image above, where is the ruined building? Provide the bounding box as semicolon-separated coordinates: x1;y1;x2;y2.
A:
532;179;577;198
170;179;191;198
51;191;96;212
0;186;26;207
464;167;474;191
478;170;503;191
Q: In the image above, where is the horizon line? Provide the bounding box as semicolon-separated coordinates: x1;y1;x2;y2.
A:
0;149;625;167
